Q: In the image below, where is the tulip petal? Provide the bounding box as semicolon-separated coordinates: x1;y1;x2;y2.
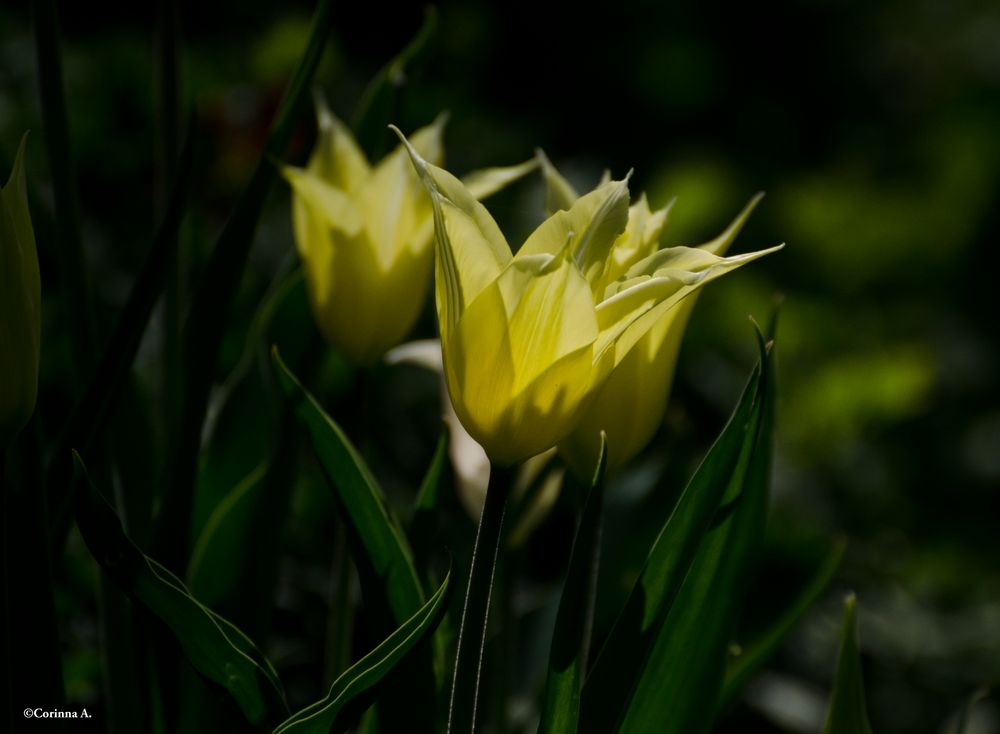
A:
698;192;764;256
519;177;632;288
535;149;579;214
311;96;370;191
393;127;512;337
283;166;363;235
597;193;674;291
461;158;539;201
444;253;598;463
502;252;599;392
594;244;785;366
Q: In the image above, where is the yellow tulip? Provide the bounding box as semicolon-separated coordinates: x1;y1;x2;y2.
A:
541;154;766;475
396;130;782;466
1;135;41;447
283;98;535;364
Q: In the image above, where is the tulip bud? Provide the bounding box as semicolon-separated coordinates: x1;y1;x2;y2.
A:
283;97;535;365
1;135;41;447
397;131;782;466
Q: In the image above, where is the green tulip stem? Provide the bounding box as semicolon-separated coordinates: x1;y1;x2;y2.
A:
448;462;513;734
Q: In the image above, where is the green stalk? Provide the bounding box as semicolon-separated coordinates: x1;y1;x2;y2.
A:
448;464;512;734
155;0;334;574
31;0;95;375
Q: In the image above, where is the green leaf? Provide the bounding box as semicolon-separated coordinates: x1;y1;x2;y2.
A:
613;333;774;734
187;463;268;607
823;594;874;734
71;453;287;727
580;349;767;733
273;568;451;734
538;433;608;734
350;6;438;158
272;347;425;624
719;538;846;710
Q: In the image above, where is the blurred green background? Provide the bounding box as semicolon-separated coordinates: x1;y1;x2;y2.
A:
2;0;998;731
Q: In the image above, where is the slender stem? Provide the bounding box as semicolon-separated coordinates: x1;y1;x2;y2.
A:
31;0;95;376
448;463;512;734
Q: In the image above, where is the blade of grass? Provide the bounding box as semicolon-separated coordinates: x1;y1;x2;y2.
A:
72;452;288;728
823;594;874;734
274;568;452;734
31;0;95;375
719;538;846;710
156;0;335;574
538;434;608;734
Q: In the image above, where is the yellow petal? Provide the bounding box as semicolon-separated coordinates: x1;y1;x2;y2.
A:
594;244;785;366
698;192;764;256
518;177;632;288
393;127;512;338
461;158;539;201
535;149;579;214
445;252;598;464
310;96;370;190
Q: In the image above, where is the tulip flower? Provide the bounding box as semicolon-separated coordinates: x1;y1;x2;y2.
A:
1;135;41;447
538;154;766;475
395;130;782;466
283;99;535;364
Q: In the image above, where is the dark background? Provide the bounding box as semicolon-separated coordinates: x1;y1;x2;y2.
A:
2;0;998;731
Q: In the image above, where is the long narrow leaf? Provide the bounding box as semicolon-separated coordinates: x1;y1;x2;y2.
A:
31;0;95;371
719;538;846;710
615;333;774;734
272;347;425;623
538;434;608;734
273;569;452;734
71;453;287;727
823;594;874;734
580;353;765;732
47;118;198;553
157;0;334;573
